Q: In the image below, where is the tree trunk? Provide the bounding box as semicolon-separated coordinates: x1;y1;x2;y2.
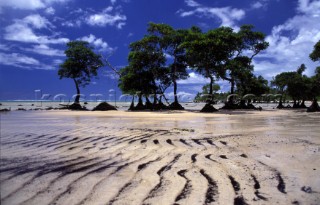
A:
129;95;135;111
138;94;143;105
151;79;158;106
172;58;179;104
230;79;235;94
173;80;178;103
153;93;157;106
227;78;235;105
293;99;299;108
307;97;320;112
209;75;214;104
145;96;153;110
135;93;144;110
277;95;284;109
73;79;80;103
300;99;307;108
200;73;218;112
169;63;184;110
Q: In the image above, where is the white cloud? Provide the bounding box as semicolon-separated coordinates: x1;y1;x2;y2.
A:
70;8;84;14
297;0;320;15
0;52;39;67
0;44;11;51
52;59;63;65
0;52;59;70
164;53;173;60
0;52;55;70
0;0;45;10
110;0;131;4
178;72;210;84
179;10;195;17
23;14;53;29
251;2;264;9
253;0;320;78
79;34;114;53
178;0;245;28
166;91;196;101
4;15;69;44
61;6;126;29
185;0;200;7
250;0;272;10
116;22;126;29
24;44;65;56
103;6;113;12
45;7;55;15
103;70;119;80
62;20;82;27
0;0;69;10
86;7;126;28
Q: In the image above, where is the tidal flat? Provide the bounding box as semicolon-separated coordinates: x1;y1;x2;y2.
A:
1;109;319;205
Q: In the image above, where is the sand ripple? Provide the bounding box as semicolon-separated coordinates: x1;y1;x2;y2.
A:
1;110;320;205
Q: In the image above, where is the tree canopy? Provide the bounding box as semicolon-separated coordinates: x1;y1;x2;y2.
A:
222;25;269;96
147;22;189;109
117;24;271;111
118;33;170;110
58;41;103;103
309;40;320;62
271;64;316;108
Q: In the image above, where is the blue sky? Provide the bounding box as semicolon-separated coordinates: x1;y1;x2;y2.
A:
0;0;319;101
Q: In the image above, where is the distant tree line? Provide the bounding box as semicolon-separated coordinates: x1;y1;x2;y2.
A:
271;41;320;112
57;23;320;112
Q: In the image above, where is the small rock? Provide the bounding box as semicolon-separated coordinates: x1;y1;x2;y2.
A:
301;186;312;193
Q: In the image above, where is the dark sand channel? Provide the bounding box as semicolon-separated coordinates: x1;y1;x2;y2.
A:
1;110;319;205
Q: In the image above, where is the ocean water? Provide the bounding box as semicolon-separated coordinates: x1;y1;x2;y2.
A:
0;100;306;111
0;101;130;111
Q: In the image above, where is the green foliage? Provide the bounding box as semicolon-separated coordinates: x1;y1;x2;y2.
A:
147;23;189;103
118;64;156;95
237;25;269;59
236;74;269;96
184;26;239;102
118;34;168;97
309;40;320;62
251;75;270;95
185;26;237;78
58;40;103;103
272;64;318;102
309;66;320;99
58;41;103;87
271;72;293;93
297;64;306;75
194;83;220;102
184;24;269;98
120;23;271;106
309;41;320;100
222;25;269;95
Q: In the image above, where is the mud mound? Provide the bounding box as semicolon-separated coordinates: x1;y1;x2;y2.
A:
169;101;184;110
92;102;117;111
200;104;218;112
66;103;87;110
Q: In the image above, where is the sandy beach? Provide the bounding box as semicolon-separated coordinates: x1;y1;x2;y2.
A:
1;109;319;205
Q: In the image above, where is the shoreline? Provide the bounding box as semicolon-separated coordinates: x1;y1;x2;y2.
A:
0;101;316;111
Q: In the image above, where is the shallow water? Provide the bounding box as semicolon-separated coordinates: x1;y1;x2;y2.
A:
0;100;313;111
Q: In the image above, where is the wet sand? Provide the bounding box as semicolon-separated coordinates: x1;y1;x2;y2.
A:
1;109;319;205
